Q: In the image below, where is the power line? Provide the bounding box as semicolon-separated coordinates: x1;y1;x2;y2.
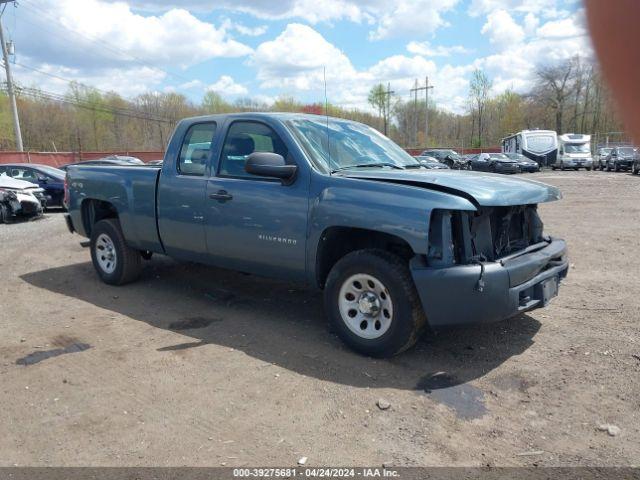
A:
4;84;174;124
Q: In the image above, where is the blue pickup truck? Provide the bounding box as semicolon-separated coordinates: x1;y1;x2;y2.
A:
65;113;569;357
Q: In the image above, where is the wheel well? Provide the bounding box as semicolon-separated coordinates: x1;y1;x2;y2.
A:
81;199;118;236
316;227;414;288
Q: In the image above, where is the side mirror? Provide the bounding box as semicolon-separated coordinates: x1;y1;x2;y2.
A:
245;152;297;184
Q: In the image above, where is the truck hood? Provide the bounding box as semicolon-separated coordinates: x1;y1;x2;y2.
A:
339;169;561;207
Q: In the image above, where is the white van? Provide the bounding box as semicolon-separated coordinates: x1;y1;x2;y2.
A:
554;134;592;171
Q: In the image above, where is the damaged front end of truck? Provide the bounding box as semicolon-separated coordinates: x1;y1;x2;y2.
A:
414;201;568;328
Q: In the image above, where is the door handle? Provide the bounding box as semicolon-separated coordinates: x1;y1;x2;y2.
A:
209;190;233;202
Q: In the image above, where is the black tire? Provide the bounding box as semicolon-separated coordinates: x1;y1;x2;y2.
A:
586;167;592;171
324;249;427;358
90;218;142;285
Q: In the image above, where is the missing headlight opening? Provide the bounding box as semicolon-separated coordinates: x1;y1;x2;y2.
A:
428;206;546;268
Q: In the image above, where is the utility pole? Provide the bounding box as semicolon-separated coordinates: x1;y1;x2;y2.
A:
410;77;434;148
0;1;22;151
381;82;395;136
409;78;420;147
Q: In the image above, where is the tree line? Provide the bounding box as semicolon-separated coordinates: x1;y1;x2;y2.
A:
0;55;624;153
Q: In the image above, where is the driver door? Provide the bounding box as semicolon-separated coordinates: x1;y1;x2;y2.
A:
204;120;309;280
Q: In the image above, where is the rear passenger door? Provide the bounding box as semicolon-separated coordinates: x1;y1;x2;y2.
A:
157;122;218;261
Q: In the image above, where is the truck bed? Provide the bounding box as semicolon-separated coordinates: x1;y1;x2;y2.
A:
66;165;162;252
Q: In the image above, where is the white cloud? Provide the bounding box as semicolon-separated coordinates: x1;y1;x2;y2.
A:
368;0;459;40
252;24;472;112
407;41;471;57
222;19;268;37
112;0;458;40
207;76;249;96
477;15;593;95
523;13;540;35
14;63;167;97
468;0;564;17
252;24;357;90
481;10;525;48
18;0;252;69
536;16;586;39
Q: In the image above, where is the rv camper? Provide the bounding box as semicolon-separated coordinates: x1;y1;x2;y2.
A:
502;130;558;167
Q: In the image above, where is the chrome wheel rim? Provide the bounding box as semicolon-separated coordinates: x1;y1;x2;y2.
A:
95;233;117;274
338;273;393;340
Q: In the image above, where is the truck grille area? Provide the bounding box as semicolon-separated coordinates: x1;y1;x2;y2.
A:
428;206;546;266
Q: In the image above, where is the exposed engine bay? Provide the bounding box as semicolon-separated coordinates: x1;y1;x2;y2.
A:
428;205;547;267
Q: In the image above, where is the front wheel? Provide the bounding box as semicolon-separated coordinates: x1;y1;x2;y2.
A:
90;219;142;285
324;249;427;357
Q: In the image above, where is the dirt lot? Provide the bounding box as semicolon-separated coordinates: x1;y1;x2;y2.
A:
0;170;639;467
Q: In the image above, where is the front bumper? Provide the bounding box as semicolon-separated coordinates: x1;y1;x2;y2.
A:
410;238;568;328
615;160;633;169
519;164;540;172
563;159;592;168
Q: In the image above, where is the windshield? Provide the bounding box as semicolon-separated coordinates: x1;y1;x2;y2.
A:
618;147;635;155
599;148;612;155
286;117;420;172
505;153;524;160
527;134;556;153
564;143;590;153
489;153;509;160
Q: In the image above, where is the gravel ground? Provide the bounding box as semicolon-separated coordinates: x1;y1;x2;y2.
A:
0;170;639;467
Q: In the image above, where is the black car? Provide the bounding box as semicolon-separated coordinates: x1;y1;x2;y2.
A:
420;149;469;169
60;155;145;171
414;155;450;169
504;152;540;173
0;163;66;207
470;153;520;174
605;146;636;171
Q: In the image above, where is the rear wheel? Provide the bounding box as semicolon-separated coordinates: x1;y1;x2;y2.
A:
324;249;427;358
90;219;142;285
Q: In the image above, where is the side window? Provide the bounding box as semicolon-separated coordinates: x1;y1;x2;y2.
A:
219;121;289;178
11;168;37;181
178;122;217;176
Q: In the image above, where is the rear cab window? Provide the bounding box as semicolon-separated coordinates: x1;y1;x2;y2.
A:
178;122;217;176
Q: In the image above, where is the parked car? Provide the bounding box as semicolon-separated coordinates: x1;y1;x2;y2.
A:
420;149;469;169
0;163;66;208
504;153;540;173
593;147;613;171
414;155;450;169
470;153;521;174
0;174;45;222
605;146;636;171
65;113;568;358
60;155;145;171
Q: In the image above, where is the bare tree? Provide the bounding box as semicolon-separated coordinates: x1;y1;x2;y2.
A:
468;69;492;147
533;59;576;134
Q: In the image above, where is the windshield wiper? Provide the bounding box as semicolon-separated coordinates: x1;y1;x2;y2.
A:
403;163;424;169
331;163;405;173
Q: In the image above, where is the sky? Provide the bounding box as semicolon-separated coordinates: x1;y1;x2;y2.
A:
3;0;591;113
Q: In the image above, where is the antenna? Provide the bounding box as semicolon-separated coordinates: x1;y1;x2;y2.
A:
323;66;332;174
